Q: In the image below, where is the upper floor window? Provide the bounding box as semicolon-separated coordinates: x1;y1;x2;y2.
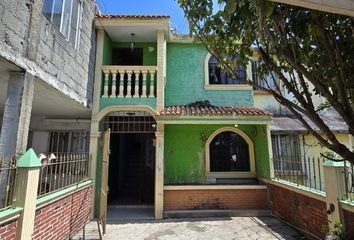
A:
251;60;278;92
43;0;81;48
204;53;251;90
208;56;246;85
206;127;256;178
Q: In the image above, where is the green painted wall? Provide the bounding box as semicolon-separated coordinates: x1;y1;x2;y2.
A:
111;42;157;66
103;33;112;65
165;43;253;107
164;124;270;185
99;99;156;111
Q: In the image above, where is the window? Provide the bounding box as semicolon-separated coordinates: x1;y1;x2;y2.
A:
204;53;251;90
251;60;278;91
48;131;89;153
271;134;301;172
208;56;246;84
206;127;255;178
43;0;81;48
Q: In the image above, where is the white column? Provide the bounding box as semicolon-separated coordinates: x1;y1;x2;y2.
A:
323;160;347;232
118;70;125;98
156;30;166;111
89;120;100;219
155;124;164;219
102;70;110;98
141;71;148;98
92;30;105;115
134;70;140;98
126;70;132;97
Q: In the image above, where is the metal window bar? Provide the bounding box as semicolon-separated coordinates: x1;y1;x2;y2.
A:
0;156;17;210
103;112;156;133
272;155;325;192
37;153;90;197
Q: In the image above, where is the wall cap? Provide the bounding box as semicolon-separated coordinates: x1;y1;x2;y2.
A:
16;148;41;168
322;160;345;167
0;207;23;225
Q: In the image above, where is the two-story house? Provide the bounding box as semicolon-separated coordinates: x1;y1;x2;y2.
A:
90;15;274;229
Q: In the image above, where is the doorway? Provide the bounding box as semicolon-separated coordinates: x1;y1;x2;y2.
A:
108;133;155;205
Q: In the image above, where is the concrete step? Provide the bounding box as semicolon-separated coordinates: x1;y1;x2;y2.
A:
164;209;272;218
71;220;102;240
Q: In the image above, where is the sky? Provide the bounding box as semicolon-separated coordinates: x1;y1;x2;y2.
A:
96;0;190;34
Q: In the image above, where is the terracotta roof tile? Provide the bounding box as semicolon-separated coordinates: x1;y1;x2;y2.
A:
157;106;272;117
96;14;170;19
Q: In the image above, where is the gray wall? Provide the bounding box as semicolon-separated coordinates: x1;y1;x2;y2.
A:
0;0;96;108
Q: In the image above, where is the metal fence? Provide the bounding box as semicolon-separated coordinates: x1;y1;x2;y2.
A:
0;156;17;210
273;155;325;192
37;153;90;197
344;161;354;201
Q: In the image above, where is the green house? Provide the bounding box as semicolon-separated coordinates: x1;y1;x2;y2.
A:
90;15;273;224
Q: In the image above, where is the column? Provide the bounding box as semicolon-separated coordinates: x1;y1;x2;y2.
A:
14;149;41;240
0;72;34;156
155;124;164;219
0;72;34;207
323;160;347;232
89;120;100;218
156;30;166;111
266;123;275;179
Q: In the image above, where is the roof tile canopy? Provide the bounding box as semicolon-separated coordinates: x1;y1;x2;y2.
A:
96;14;170;19
157;106;272;117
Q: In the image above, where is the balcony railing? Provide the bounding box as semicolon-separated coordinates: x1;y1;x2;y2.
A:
102;66;157;98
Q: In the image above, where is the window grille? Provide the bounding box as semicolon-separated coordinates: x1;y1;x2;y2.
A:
103;112;156;133
48;131;89;153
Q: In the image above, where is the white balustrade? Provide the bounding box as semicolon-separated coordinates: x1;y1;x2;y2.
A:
101;66;157;98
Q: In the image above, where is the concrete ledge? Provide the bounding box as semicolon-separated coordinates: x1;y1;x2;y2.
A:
340;200;354;212
0;207;22;225
164;209;271;218
259;177;326;201
164;185;267;190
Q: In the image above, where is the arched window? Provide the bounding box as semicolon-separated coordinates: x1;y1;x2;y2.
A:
206;127;255;178
204;53;251;90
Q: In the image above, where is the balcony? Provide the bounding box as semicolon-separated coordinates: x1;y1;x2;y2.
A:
102;65;157;98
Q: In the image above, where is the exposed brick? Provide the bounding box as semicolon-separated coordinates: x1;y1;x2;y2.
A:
31;185;92;240
0;220;16;240
343;209;354;239
164;189;267;210
268;183;327;239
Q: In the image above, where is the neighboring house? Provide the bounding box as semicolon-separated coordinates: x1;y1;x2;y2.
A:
254;72;351;191
90;15;274;226
0;1;96;239
0;0;96;158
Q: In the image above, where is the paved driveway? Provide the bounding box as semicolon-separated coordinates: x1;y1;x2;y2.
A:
103;217;305;240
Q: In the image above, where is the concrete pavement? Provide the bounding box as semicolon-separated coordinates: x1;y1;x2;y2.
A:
102;216;305;240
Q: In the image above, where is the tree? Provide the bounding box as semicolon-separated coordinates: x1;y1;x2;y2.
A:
178;0;354;164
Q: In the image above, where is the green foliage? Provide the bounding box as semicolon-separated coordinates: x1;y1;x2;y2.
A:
178;0;354;163
327;221;347;240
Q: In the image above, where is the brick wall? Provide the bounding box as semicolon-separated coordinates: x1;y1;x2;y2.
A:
268;183;327;239
0;220;17;240
164;189;267;210
32;185;92;240
343;208;354;239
